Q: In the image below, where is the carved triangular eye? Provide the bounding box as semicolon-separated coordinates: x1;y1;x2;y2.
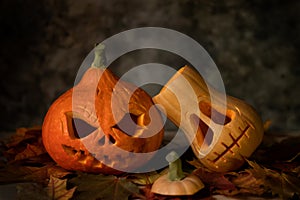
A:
199;101;231;125
112;113;142;136
190;114;214;149
66;112;97;139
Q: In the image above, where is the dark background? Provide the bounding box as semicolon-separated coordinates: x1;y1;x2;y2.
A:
0;0;299;133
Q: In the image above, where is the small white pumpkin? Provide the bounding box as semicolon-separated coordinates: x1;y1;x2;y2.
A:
151;151;204;196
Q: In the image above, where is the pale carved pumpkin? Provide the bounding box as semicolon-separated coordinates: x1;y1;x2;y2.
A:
153;65;264;172
42;45;164;174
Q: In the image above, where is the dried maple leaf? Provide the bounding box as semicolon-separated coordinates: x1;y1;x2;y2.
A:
246;160;300;199
0;165;47;184
69;173;140;200
193;167;236;192
0;163;72;184
46;176;76;200
6;126;42;148
128;169;168;185
2;126;44;164
14;143;46;161
223;171;265;196
135;185;158;200
47;165;72;179
25;164;72;181
16;182;49;200
16;176;76;200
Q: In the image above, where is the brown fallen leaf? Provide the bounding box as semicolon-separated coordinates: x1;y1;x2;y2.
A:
0;164;47;184
47;165;72;179
6;126;42;148
223;171;266;196
193;167;236;192
128;169;168;186
187;157;236;192
26;164;72;181
69;173;140;200
14;143;46;161
16;176;76;200
0;163;72;184
246;160;300;199
2;126;44;164
16;182;49;200
46;176;76;200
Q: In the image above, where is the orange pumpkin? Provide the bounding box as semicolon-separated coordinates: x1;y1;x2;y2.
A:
42;44;164;174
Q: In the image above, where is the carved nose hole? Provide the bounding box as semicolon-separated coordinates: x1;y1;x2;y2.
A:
98;137;105;146
190;114;214;149
65;112;97;139
199;101;231;125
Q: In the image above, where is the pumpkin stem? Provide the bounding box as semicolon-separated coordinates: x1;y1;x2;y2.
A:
92;43;107;69
166;151;185;181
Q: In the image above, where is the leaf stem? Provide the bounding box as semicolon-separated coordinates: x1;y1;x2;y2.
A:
166;151;185;181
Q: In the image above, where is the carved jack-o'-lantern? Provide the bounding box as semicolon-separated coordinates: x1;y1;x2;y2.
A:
153;65;263;172
42;45;164;174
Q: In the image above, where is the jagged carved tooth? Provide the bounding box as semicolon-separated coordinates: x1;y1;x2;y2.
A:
137;113;145;126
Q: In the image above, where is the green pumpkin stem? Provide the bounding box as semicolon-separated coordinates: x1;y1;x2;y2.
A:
92;43;106;69
166;151;186;181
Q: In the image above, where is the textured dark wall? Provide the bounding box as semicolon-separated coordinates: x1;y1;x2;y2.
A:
0;0;299;132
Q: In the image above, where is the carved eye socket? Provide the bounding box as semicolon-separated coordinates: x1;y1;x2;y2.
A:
112;113;143;136
65;112;97;139
190;101;233;150
190;114;214;149
199;101;231;125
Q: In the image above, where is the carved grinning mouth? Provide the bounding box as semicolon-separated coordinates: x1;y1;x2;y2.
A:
62;144;85;156
65;111;146;152
61;144;99;165
208;124;250;164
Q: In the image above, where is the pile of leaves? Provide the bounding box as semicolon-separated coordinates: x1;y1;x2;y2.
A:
0;127;300;199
